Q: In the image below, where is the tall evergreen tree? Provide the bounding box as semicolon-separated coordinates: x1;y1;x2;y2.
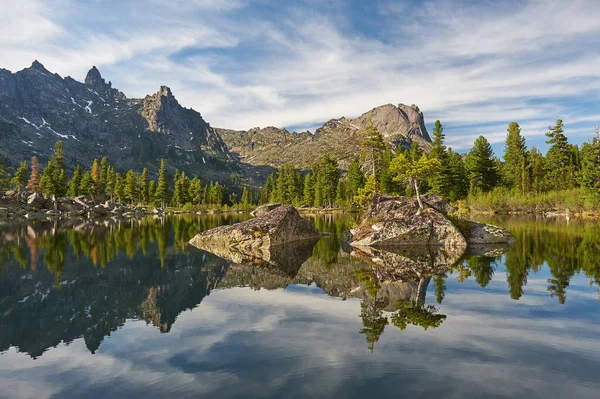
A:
11;161;29;194
188;177;202;206
313;155;340;208
105;166;116;201
503;122;529;193
79;171;93;195
429;120;452;198
67;165;83;197
346;159;366;201
91;159;102;196
124;170;139;204
303;173;315;207
545;119;574;190
465;136;499;194
528;147;545;194
140;168;149;204
447;148;468;201
155;159;170;208
40;141;68;208
580;127;600;202
26;156;41;193
240;186;252;206
0;155;10;190
359;118;386;176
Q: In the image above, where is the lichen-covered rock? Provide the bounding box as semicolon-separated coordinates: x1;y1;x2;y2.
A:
189;206;323;252
350;195;467;248
250;203;281;218
464;221;516;245
421;193;458;214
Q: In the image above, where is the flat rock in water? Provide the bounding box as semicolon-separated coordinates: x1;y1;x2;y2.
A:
189;206;323;252
350;195;467;248
464;221;516;245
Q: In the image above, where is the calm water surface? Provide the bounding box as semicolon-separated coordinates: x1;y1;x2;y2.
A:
0;214;599;398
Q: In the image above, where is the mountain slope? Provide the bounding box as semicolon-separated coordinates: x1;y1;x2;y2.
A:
217;103;432;170
0;61;237;181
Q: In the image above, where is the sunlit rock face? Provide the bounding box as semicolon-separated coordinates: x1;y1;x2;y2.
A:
189;206;323;255
350;195;468;248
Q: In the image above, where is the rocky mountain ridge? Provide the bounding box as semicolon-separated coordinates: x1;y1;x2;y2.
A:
217;103;432;170
0;61;235;181
0;60;432;181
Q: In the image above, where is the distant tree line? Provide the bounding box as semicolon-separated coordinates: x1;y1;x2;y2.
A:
0;141;255;210
2;118;599;211
257;118;600;211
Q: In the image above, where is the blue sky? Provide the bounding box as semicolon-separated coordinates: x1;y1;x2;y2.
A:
2;0;599;154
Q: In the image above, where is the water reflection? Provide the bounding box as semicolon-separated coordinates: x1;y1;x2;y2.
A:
0;214;599;361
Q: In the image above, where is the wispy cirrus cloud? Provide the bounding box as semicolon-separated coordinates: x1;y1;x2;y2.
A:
1;0;599;152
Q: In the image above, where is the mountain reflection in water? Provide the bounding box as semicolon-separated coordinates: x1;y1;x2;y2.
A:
1;214;600;398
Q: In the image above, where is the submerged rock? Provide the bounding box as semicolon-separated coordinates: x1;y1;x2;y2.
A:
189;205;323;251
464;220;516;245
350;195;467;248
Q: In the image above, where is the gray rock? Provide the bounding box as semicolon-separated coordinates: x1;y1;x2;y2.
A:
189;206;323;252
464;221;516;245
421;193;458;214
250;203;281;218
350;195;467;248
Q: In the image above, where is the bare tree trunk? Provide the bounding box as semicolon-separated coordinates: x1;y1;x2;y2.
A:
413;178;423;213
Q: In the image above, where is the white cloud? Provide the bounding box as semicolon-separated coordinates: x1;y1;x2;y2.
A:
1;0;599;149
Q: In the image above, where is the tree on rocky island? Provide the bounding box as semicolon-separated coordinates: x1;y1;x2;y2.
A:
503;122;529;193
545;119;574;191
67;165;83;197
389;153;441;210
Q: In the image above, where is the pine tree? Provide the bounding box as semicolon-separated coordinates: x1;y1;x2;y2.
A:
40;141;68;208
148;180;157;205
0;155;10;190
26;156;41;193
313;156;339;208
346;159;366;201
67;165;83;197
260;173;276;204
545;119;573;190
303;173;315;207
105;166;116;201
503;122;529;193
528;147;545;194
188;178;202;206
465;136;499;194
447;148;468;201
99;157;109;189
114;173;125;203
241;186;252;206
124;170;139;204
140;168;149;204
354;174;378;207
580;127;600;202
11;161;29;194
155;159;170;208
390;153;441;210
78;171;93;195
91;159;102;197
335;181;346;206
359;117;386;176
429;120;452;198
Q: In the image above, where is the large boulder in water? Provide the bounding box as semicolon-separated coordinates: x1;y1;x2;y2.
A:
350;195;467;248
189;205;323;251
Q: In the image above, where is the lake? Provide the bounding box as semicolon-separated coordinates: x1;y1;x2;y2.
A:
0;214;599;398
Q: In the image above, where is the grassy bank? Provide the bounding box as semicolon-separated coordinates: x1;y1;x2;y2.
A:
466;188;600;215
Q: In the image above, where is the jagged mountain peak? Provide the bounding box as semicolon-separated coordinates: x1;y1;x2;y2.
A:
30;60;47;71
85;66;103;85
